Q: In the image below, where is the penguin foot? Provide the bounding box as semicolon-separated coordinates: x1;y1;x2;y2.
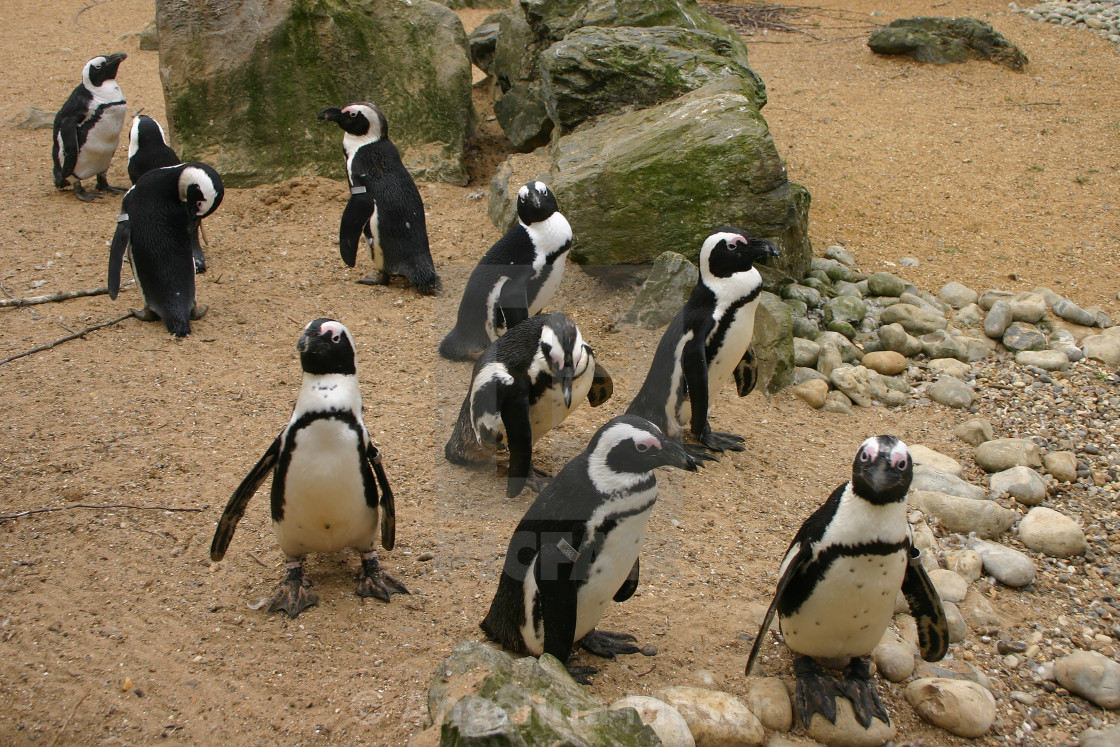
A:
683;443;720;464
190;305;209;320
839;657;891;729
96;174;128;195
130;307;159;322
579;629;656;659
413;277;442;296
73;183;101;202
565;664;599;685
357;272;390;286
793;656;845;726
268;566;318;618
523;469;552;495
356;555;409;602
700;431;747;453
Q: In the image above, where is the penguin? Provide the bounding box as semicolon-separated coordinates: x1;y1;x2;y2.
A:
626;227;778;456
438;181;572;362
107;162;223;337
480;415;698;680
445;312;613;498
210;319;406;617
52;53;128;202
317;102;441;295
744;436;948;729
126;114;208;274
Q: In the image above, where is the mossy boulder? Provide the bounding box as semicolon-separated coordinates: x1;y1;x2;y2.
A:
868;17;1028;70
155;0;474;187
622;251;699;329
521;0;745;45
753;291;795;394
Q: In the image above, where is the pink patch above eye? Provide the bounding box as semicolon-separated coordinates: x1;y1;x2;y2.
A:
319;322;345;343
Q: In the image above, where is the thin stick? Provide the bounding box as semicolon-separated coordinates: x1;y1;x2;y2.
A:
50;692;90;747
0;503;206;524
0;313;133;366
247;551;271;568
0;280;133;309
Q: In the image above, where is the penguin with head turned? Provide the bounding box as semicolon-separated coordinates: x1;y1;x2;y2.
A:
627;226;778;457
317;102;441;295
52;53;128;202
481;415;699;681
745;436;948;730
107;162;223;337
438;181;572;361
444;312;613;498
210;319;406;617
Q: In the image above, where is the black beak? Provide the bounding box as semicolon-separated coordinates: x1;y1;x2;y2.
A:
317;107;343;123
658;439;699;472
561;373;573;408
750;238;780;259
104;52;127;76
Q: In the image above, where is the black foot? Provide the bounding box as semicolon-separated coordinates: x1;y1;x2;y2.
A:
96;174;128;195
701;430;746;453
73;182;100;202
839;657;891;728
357;272;390;286
356;555;409;602
565;664;599;685
131;307;159;322
269;565;318;618
413;278;442;296
793;656;845;726
683;443;720;464
579;629;656;659
190;304;208;321
524;468;552;495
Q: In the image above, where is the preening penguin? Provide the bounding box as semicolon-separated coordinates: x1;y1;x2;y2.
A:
210;319;406;618
744;436;948;729
317;102;441;295
480;415;698;680
438;181;572;361
52;53;128;201
445;312;613;498
126;114;208;274
627;227;778;456
107;163;223;337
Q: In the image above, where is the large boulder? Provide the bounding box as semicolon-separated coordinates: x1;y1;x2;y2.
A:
868;17;1028;70
155;0;474;186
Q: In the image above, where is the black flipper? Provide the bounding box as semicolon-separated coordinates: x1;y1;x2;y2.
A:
210;437;280;561
681;333;711;442
612;558;640;603
54;116;80;187
745;540;809;676
502;394;535;498
536;542;578;662
339;186;376;267
587;362;613;407
498;276;530;333
107;213;130;299
902;544;949;662
366;441;396;551
733;346;758;397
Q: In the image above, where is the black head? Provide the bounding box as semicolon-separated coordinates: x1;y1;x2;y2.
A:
515;181;559;225
297;319;358;377
317;102;388;140
177;164;224;221
131;114;168;149
586;415;699;492
700;227;779;280
537;313;585;408
851;435;913;504
84;53;126;88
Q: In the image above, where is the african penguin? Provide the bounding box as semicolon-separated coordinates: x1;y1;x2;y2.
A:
480;415;698;681
210;319;406;617
107;163;223;337
445;312;613;498
744;436;948;730
126;114;208;274
438;181;572;361
626;227;778;457
317;102;441;295
52;53;128;202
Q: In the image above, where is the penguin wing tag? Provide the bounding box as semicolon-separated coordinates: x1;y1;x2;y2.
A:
349;186;367;194
745;541;808;677
339;188;376;267
733;346;758;397
902;544;949;662
587;362;614;407
107;211;131;300
365;442;396;551
210;436;281;561
555;537;580;563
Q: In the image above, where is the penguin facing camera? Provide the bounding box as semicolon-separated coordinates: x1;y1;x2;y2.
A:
52;53;128;202
439;181;572;362
210;319;406;618
445;312;613;498
744;436;948;730
317;102;441;295
481;415;699;682
126;114;208;273
107;162;223;337
627;226;778;457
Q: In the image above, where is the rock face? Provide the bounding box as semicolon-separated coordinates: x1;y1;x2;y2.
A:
752;292;795;394
868;16;1028;70
622;251;699;329
155;0;474;187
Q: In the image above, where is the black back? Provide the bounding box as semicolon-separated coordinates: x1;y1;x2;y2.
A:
128;115;180;184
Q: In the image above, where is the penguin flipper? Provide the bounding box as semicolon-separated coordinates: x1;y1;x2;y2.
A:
54;115;80;186
107;214;130;299
745;541;807;676
902;543;949;662
501;394;534;499
681;333;712;441
536;542;578;662
498;273;531;333
365;442;396;551
733;346;758;397
210;436;280;561
587;362;613;407
613;558;639;603
339;188;376;267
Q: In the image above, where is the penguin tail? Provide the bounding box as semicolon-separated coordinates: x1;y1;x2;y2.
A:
411;269;442;296
445;401;490;465
438;330;483;362
164;316;192;338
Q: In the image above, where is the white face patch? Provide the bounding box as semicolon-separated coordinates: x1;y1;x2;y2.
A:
857;436;881;463
587;421;663;495
539;324;565;370
888;439;911;470
179;166;219;217
517;184;529;201
534;181;548;194
319;321;347;343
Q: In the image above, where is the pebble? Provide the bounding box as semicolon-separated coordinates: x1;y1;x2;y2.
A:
1014;349;1069;371
867;272;906;297
1054;651;1120;709
824;295;867;326
816;343;843;377
908;445;963;476
1042;451;1078;483
1018;506;1089;558
824;244;856;267
609;696;696;747
1053;298;1098;327
877;323;923;356
806;697;895;747
909;490;1017;539
911;464;986;499
1082;334;1120;366
946;549;983;582
651;686;765;747
927;569;968;603
988;465;1048;506
973;438;1042;472
920;329;969;361
966;538;1037;587
952;417;994;446
743;677;792;732
873;630;916;682
1002;322;1047;352
983;300;1013;338
793;337;820;368
822;391;855;415
943;601;968;643
1080;725;1120;747
939;281;979;309
789;379;828;409
900;256;920;267
978;289;1013;310
880;303;947;335
829;365;873;407
905;678;996;738
928;376;976;409
926;357;971;378
860;350;906;375
952;303;984;327
1008;292;1047;323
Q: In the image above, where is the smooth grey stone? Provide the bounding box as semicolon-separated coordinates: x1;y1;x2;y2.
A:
792;366;828;385
940;281;979;309
1054;651;1120;709
824;244;856;267
1042;451;1078;483
900;257;920;267
1083;335;1120;366
623;251;698;329
880;303;947;336
953;417;994;447
824;295;867;325
900;290;944;315
927;357;971;378
1080;725;1120;747
784;298;808;319
1018;506;1088;557
943;601;968;643
929;376;976;408
912;465;986;500
946;549;984;582
792;317;819;340
974;438;1042;472
1002;322;1047;352
989;466;1048;505
1014;349;1069;371
651;686;765;747
952;303;984;327
878;322;923;356
833;279;864;298
906;679;996;738
1053;298;1097;326
793;337;821;368
873;631;916;683
781;283;822;308
912;289;953;314
967;538;1036;587
910;445;964;477
822;390;855;415
921;329;969;361
806;697;895;746
816;331;862;363
1008;292;1046;322
867;271;907;297
829;365;873;407
928;569;968;603
816;343;843;378
1030;286;1062;308
957;335;994;361
982;300;1013;339
743;677;792;733
978;289;1013;310
910;491;1017;539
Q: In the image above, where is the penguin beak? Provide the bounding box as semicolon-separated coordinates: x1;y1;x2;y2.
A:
561;372;573;408
749;238;780;260
296;331;311;353
658;439;700;472
102;52;127;77
317;107;343;123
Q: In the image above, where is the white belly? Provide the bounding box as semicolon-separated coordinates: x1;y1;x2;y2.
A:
529;251;568;314
781;550;907;659
73;103;126;179
368;203;382;269
273;420;377;558
706;303;758;400
574;508;652;641
528;365;594;443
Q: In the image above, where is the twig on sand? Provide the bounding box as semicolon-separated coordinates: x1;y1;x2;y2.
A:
0;503;206;524
73;0;115;28
0;313;133;366
49;692;90;747
0;280;133;309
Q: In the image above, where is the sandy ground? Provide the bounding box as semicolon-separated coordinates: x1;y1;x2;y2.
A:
0;0;1117;744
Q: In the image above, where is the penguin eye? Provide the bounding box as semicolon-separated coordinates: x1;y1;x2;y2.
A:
892;454;910;470
348;111;358;118
859;449;873;463
635;442;650;453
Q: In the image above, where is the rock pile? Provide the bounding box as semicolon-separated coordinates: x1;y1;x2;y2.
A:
1011;0;1120;46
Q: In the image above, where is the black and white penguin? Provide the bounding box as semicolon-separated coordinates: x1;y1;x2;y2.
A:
52;53;128;202
438;181;572;361
125;114;208;274
445;312;613;498
210;319;406;617
317;102;441;295
480;415;698;680
626;227;778;456
107;163;223;337
744;436;948;729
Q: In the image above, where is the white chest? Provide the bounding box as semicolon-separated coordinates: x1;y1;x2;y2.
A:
575;506;653;641
705;299;759;397
527;356;594;443
73;101;126;179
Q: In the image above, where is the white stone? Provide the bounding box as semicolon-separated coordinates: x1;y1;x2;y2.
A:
1018;506;1088;558
610;696;696;747
651;686;765;747
1054;651;1120;709
909;445;964;477
967;538;1036;588
927;569;968;603
744;677;792;733
905;678;996;738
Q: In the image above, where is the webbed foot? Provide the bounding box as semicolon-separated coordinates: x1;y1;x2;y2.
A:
356;553;409;602
793;656;845;726
357;272;390;286
579;629;656;659
96;173;128;195
74;182;100;202
190;305;208;320
683;443;720;464
838;656;891;728
565;664;599;685
269;564;318;618
131;307;159;322
701;430;746;453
